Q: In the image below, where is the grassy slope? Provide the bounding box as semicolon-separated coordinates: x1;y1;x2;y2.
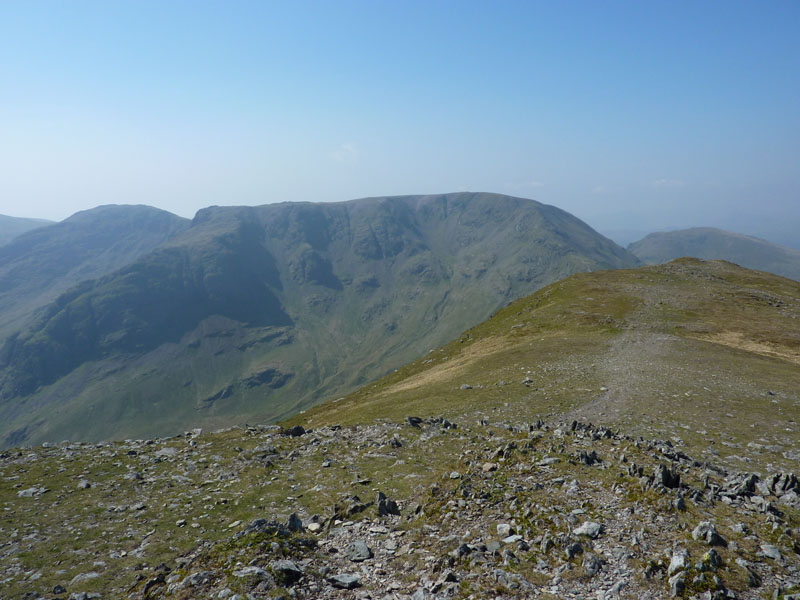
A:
0;193;639;447
294;258;800;473
0;215;52;247
0;205;190;340
630;227;800;282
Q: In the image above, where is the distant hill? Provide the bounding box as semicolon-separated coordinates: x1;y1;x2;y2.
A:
0;205;190;340
629;227;800;281
0;192;639;447
0;214;53;246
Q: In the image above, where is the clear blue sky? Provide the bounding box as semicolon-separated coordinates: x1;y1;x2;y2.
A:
1;1;798;244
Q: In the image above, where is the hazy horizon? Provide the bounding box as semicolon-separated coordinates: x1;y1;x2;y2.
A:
2;1;798;245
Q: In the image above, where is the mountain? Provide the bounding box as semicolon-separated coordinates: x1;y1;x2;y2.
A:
629;227;800;281
0;204;190;341
0;192;638;447
1;258;797;600
0;214;52;246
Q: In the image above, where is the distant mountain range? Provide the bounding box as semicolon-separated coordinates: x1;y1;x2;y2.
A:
0;192;639;447
0;214;52;246
629;227;800;282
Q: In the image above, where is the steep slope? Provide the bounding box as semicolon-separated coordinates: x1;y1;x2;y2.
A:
298;258;800;473
629;227;800;281
0;214;52;247
0;205;190;340
0;192;638;447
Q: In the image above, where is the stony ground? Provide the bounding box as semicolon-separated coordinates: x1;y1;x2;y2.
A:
2;412;798;600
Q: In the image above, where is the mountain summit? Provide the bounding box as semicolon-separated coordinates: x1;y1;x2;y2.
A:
0;192;638;447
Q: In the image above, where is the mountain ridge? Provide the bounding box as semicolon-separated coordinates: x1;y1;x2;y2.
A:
0;192;639;447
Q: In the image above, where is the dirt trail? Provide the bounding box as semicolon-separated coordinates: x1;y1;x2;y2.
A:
565;284;681;425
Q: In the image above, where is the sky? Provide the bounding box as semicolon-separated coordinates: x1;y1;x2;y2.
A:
1;1;799;245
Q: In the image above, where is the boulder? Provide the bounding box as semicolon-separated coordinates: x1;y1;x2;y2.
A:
583;552;603;577
328;573;360;589
377;491;401;516
346;540;373;562
668;549;689;576
692;521;726;546
669;572;686;597
270;560;303;585
574;521;603;539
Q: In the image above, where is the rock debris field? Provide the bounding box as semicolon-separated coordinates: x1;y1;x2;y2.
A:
1;412;799;600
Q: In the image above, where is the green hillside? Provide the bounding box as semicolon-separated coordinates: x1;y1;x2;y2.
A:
0;193;638;447
0;205;190;340
0;214;52;247
296;258;800;472
630;227;800;281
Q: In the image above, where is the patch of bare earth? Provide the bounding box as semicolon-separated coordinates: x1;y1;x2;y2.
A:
689;331;800;365
378;336;512;395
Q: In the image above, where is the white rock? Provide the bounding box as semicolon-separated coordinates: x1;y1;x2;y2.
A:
574;521;603;539
692;521;716;541
233;566;268;579
70;571;100;585
668;548;689;576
